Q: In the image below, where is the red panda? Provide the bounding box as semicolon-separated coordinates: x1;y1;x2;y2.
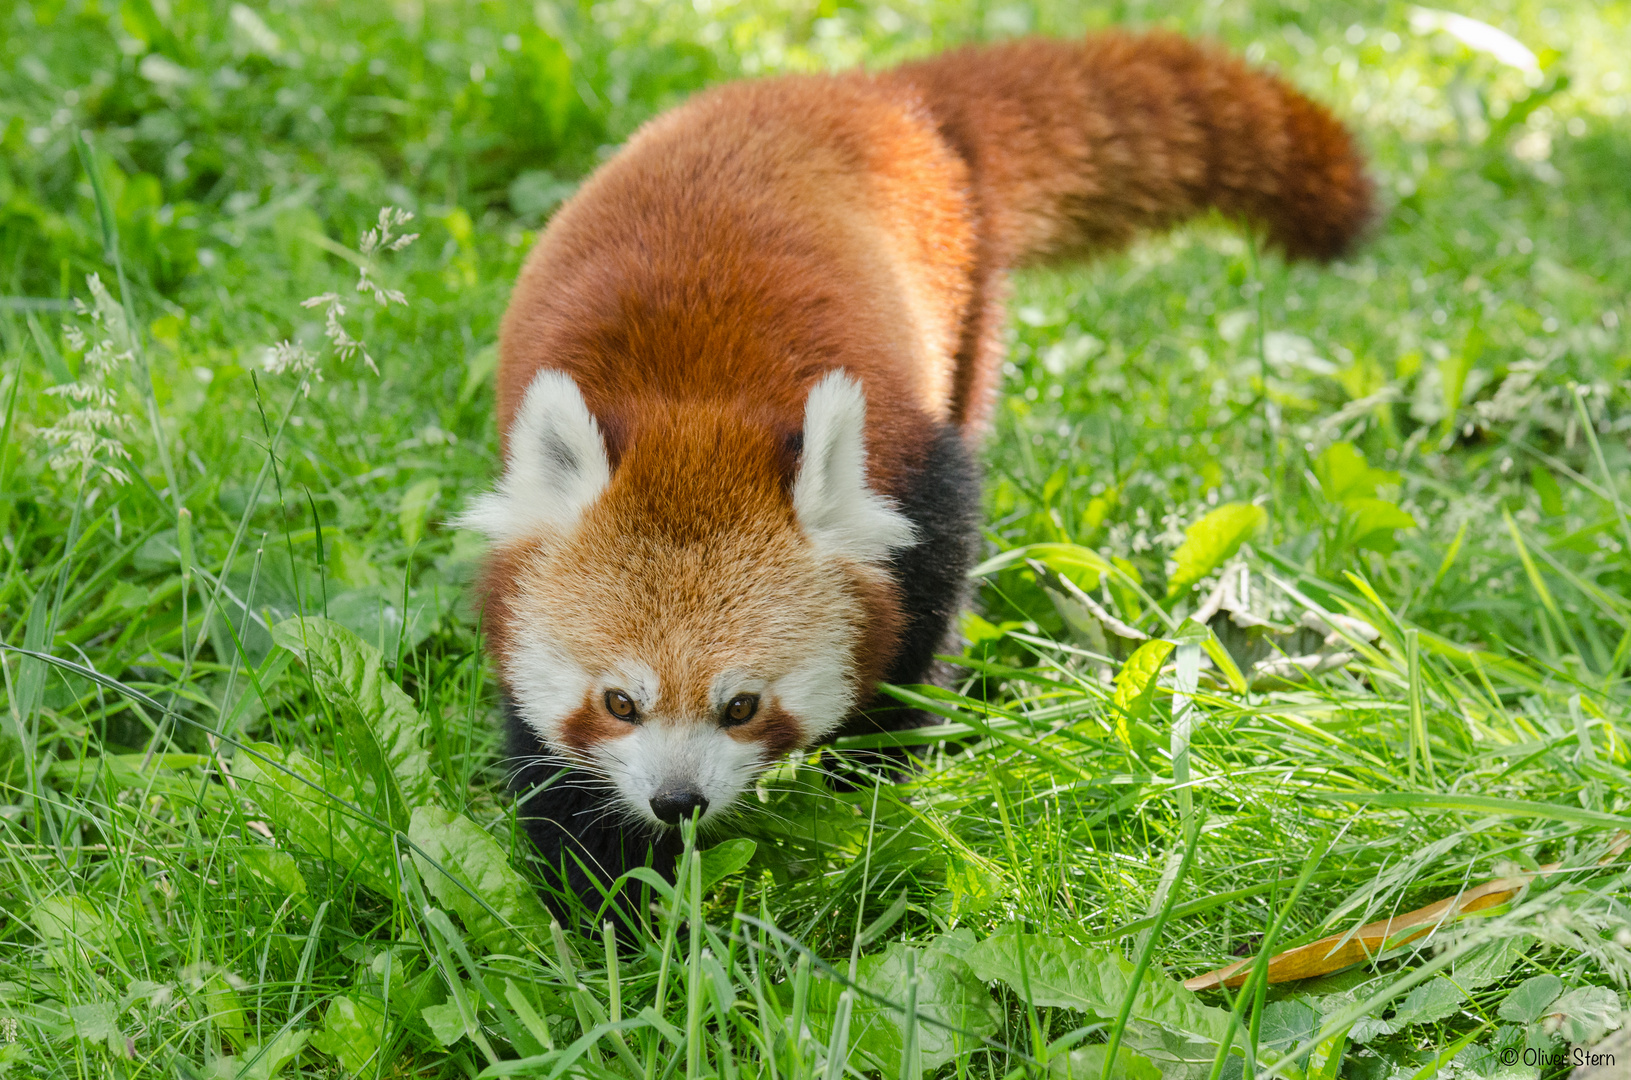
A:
460;31;1373;905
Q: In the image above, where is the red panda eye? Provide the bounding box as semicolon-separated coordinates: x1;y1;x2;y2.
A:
722;694;759;727
604;689;638;721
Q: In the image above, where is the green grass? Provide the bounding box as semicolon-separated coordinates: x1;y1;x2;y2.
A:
3;1;1631;1078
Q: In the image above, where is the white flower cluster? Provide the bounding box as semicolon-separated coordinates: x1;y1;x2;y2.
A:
40;274;134;485
262;205;419;387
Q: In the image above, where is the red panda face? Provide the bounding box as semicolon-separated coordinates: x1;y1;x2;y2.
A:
462;371;914;828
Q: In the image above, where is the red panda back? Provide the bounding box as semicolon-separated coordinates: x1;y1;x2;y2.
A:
497;31;1372;449
495;74;978;493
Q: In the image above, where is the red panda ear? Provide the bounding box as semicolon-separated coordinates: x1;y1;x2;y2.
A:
456;370;611;542
792;371;916;565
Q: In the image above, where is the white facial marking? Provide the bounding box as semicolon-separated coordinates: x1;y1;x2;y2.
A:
455;370;611;543
592;724;764;827
504;630;591;745
792;371;917;564
774;651;853;744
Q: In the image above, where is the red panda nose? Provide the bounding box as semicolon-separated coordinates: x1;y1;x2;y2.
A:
650;791;708;825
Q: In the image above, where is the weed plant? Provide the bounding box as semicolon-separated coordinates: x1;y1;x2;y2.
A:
2;1;1629;1078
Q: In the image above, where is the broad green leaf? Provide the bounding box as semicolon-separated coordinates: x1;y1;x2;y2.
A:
1113;639;1175;732
1542;986;1619;1046
1497;974;1563;1024
699;837;757;891
29;897;116;972
805;937;1000;1073
311;994;387;1076
1353;976;1468;1042
1452;935;1532;990
325;584;443;659
408;805;551;955
961;611;1025;648
935;857;1005;920
68;1002;122;1047
233;742;396;895
238;846;308;899
1315;442;1399;502
1258;999;1319;1052
1395;976;1467;1027
1046;1043;1161;1079
422;1000;473;1047
964;930;1236;1052
194;970;248;1047
1166;504;1265;597
1313;444;1414;552
273;615;441;828
1345;497;1417;551
206;1030;308;1080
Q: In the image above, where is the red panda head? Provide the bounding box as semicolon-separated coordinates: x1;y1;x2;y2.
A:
461;370;914;829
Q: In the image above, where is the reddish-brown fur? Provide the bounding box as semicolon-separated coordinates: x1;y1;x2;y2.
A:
484;30;1372;759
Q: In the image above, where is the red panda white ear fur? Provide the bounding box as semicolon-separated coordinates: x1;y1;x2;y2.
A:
792;371;916;564
456;370;610;543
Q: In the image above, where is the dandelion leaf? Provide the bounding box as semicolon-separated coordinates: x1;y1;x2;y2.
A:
805;937;1000;1074
1452;935;1532;990
398;477;441;548
421;1000;474;1048
233;742;395;895
1315;442;1398;502
192;970;247;1047
206;1030;307;1080
272;615;441;827
1400;976;1468;1027
407;805;551;956
29;897;118;973
1344;496;1417;551
965;929;1237;1052
67;1002;122;1047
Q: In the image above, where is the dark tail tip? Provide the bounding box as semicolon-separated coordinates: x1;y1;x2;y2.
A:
1268;89;1379;262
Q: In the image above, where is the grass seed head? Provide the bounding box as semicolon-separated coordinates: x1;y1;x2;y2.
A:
262;205;419;384
39;273;135;485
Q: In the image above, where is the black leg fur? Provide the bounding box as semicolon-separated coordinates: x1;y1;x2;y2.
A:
833;423;983;767
504;697;681;927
